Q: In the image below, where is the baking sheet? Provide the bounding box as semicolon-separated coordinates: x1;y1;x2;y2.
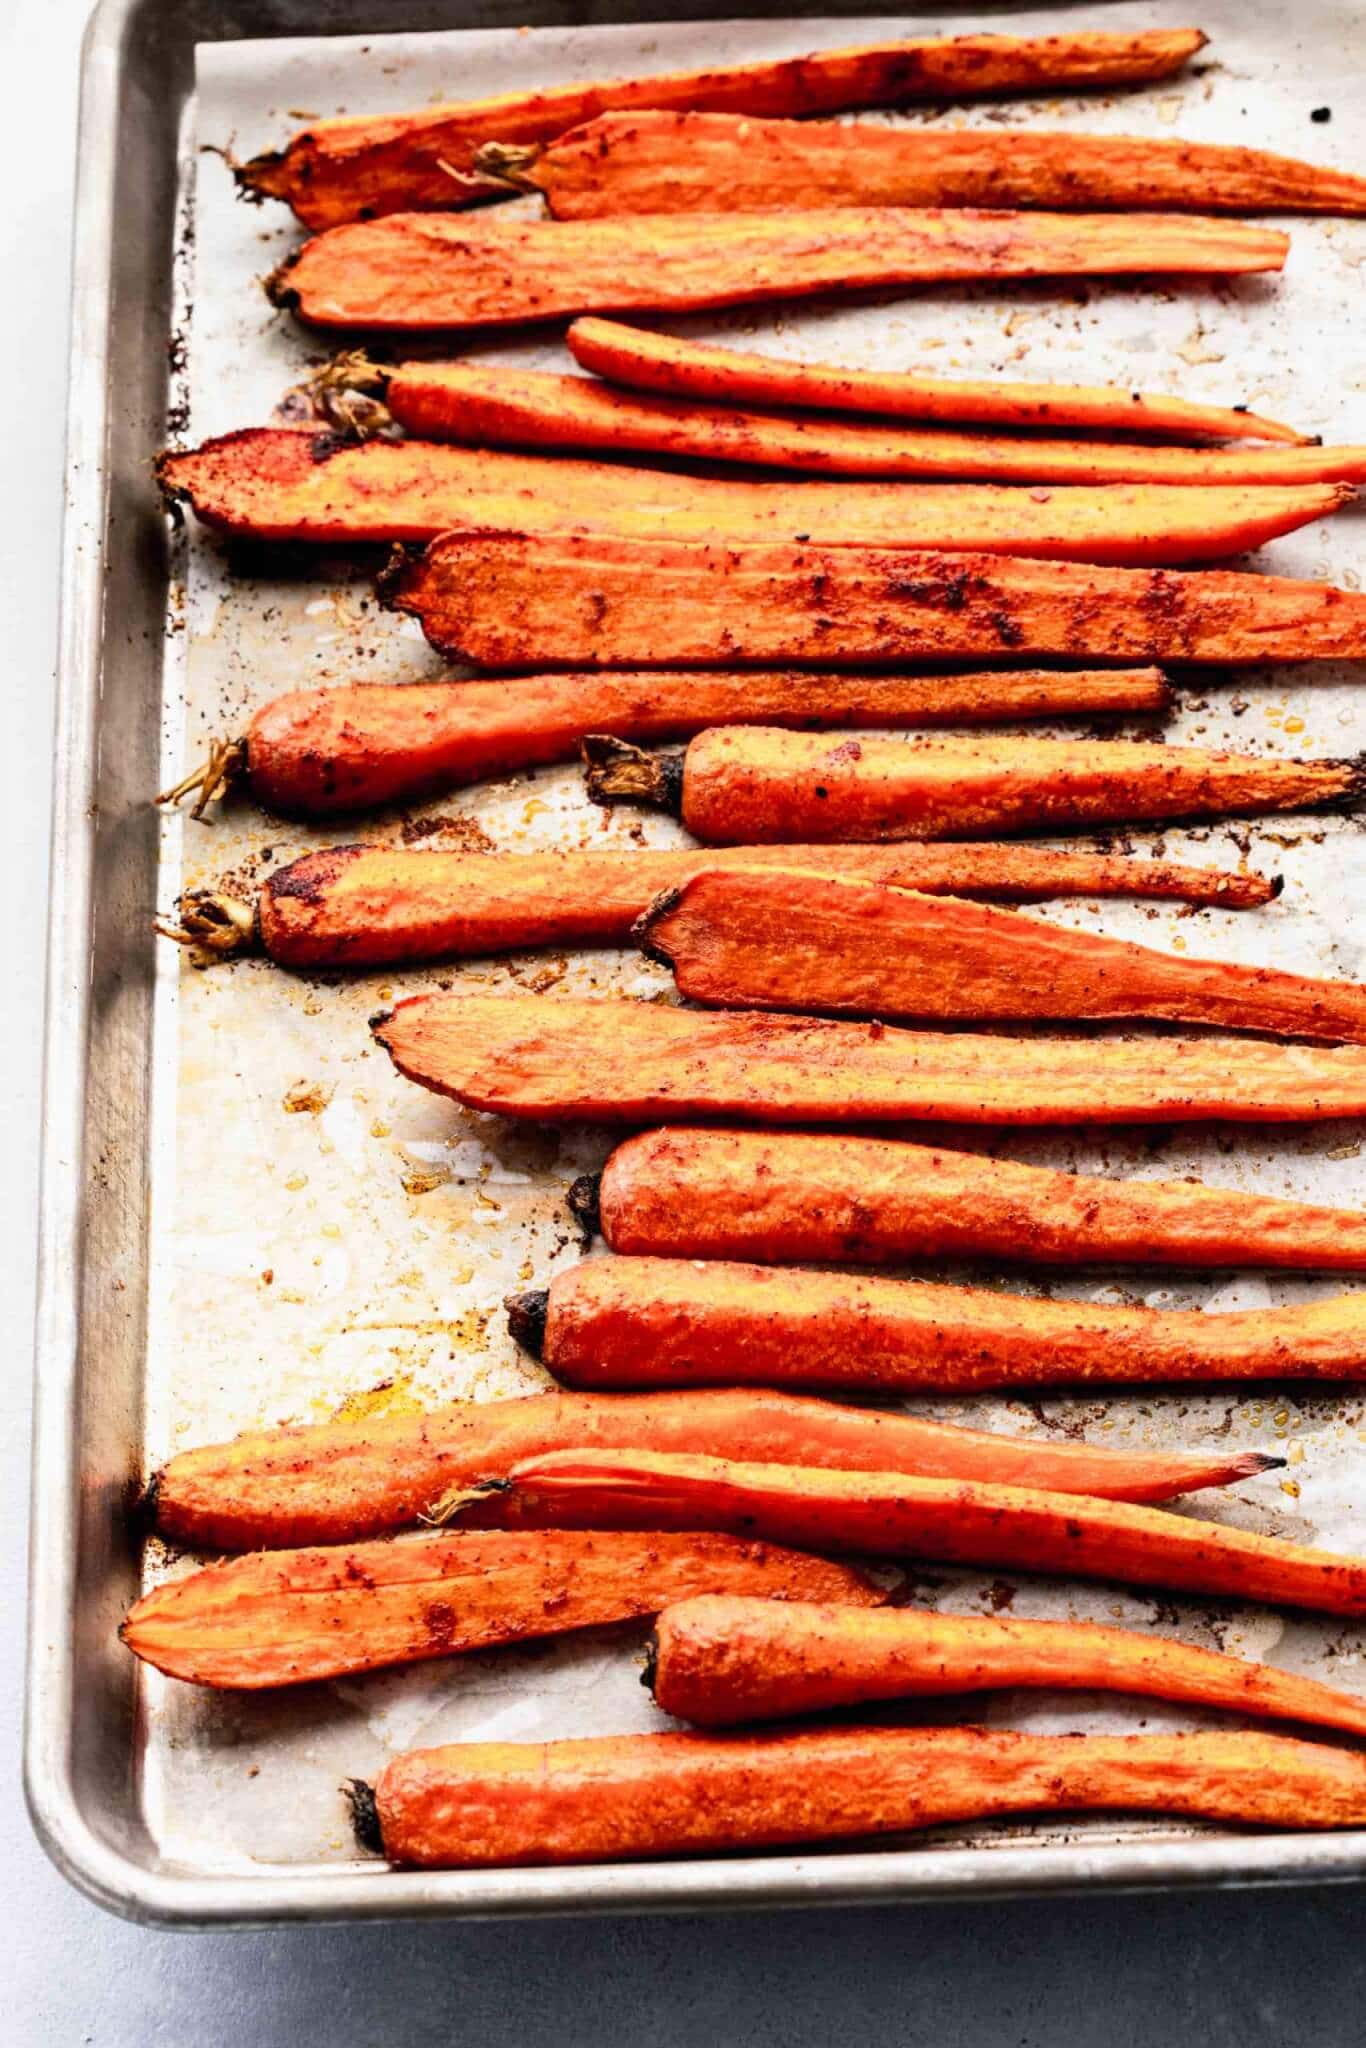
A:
142;4;1366;1881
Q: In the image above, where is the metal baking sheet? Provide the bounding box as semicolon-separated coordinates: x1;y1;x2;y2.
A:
25;0;1366;1923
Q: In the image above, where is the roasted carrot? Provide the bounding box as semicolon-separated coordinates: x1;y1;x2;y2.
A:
592;1126;1366;1274
267;210;1287;333
568;316;1306;445
360;1723;1366;1867
374;992;1366;1128
119;1528;878;1689
150;1388;1281;1556
639;868;1366;1042
648;1595;1366;1737
489;1448;1366;1615
386;534;1366;668
240;28;1208;228
507;1255;1366;1395
586;729;1365;844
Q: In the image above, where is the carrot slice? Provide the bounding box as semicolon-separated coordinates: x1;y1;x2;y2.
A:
267;210;1287;333
385;533;1366;667
492;1448;1366;1615
373;992;1366;1128
363;1723;1366;1867
119;1527;877;1688
594;1126;1366;1273
509;1255;1366;1395
240;27;1208;228
568;316;1306;445
638;868;1366;1041
648;1595;1366;1736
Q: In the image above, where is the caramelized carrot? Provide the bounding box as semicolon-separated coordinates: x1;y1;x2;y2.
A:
503;110;1366;220
362;1723;1366;1867
648;1595;1366;1736
568;316;1306;444
593;1126;1366;1274
491;1448;1366;1615
639;867;1366;1041
385;534;1366;668
586;729;1364;844
373;992;1366;1128
508;1255;1366;1395
120;1528;877;1689
268;209;1286;333
240;27;1208;228
150;1388;1281;1556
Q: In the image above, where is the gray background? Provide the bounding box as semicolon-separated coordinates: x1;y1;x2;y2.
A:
6;2;1366;2038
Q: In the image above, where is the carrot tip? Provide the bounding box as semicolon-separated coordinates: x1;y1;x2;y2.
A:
1244;1453;1289;1474
640;1629;660;1697
264;248;303;311
345;1778;385;1856
567;1173;602;1247
632;885;684;965
368;1007;394;1034
1268;874;1286;901
375;542;425;610
506;1287;550;1358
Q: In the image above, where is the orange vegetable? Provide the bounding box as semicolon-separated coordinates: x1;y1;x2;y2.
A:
373;992;1366;1128
508;1254;1366;1395
268;209;1287;333
240;27;1207;228
385;533;1366;668
639;867;1366;1041
361;1723;1366;1867
568;316;1306;445
593;1125;1366;1273
648;1595;1366;1737
119;1527;877;1689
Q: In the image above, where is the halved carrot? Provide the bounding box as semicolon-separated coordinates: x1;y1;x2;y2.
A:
267;209;1287;333
586;729;1364;844
361;1723;1366;1867
386;534;1366;668
149;1388;1281;1557
648;1595;1366;1736
240;27;1208;228
507;1255;1366;1396
568;316;1306;444
374;992;1366;1128
638;867;1366;1041
489;1448;1366;1615
119;1528;878;1689
592;1126;1366;1273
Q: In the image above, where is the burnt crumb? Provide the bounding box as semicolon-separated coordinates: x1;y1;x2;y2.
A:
398;813;497;852
888;570;970;612
988;609;1024;648
1311;105;1333;122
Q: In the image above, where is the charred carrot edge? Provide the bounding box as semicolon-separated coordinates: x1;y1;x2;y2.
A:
362;1724;1366;1867
241;29;1208;228
587;728;1365;845
267;209;1287;335
567;317;1308;445
493;1448;1366;1616
647;1595;1366;1737
637;867;1366;1042
511;1254;1366;1395
119;1528;879;1689
149;1387;1282;1557
593;1126;1366;1274
373;992;1366;1128
383;534;1366;668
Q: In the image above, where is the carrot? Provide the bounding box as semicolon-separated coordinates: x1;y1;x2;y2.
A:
592;1126;1366;1274
158;425;1339;565
119;1527;878;1689
507;1255;1366;1395
489;1448;1366;1615
648;1595;1366;1737
374;359;1361;490
567;316;1306;445
497;110;1366;220
239;27;1208;228
149;1388;1281;1557
373;992;1366;1128
638;867;1366;1042
359;1723;1366;1867
267;210;1287;333
385;534;1366;668
586;729;1364;844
